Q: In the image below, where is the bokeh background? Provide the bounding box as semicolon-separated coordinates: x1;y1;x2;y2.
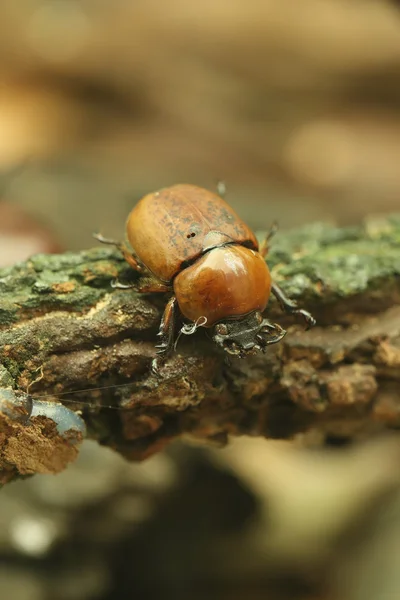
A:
1;1;400;599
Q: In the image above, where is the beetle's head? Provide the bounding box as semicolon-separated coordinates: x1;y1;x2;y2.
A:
212;311;286;357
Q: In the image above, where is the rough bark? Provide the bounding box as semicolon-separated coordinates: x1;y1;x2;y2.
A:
1;215;400;481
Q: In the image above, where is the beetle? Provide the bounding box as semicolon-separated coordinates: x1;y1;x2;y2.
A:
95;184;315;372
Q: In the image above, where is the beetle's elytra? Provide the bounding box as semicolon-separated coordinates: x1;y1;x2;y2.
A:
95;184;316;372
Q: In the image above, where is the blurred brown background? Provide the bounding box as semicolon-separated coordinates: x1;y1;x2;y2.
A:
1;1;400;599
1;0;400;251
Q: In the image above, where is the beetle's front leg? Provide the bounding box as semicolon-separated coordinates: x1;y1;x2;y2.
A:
152;296;179;375
259;222;279;258
93;233;145;274
111;280;170;293
271;282;316;329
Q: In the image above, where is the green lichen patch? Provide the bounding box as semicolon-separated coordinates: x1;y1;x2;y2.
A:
265;217;400;302
0;248;129;327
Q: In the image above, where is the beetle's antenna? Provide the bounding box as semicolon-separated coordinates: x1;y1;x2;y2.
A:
174;316;207;350
216;180;227;198
182;316;207;335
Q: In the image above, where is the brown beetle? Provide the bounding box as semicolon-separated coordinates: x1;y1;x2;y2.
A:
95;184;315;372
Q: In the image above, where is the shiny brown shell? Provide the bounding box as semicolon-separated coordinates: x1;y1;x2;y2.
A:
173;245;271;326
126;184;259;282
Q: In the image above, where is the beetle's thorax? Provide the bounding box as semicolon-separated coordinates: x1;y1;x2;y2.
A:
173;245;271;326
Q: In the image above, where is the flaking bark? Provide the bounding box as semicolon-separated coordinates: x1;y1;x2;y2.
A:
1;215;400;480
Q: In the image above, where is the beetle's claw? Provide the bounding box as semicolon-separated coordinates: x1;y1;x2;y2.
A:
261;322;287;346
155;341;167;350
151;355;169;376
151;358;161;376
93;232;118;245
300;310;316;329
111;279;135;290
155;345;172;362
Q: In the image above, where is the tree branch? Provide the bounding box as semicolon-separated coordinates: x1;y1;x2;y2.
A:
1;215;400;481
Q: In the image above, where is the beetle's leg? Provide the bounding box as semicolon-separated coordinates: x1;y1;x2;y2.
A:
111;280;135;290
271;282;316;329
137;282;171;293
93;233;144;273
259;222;279;258
111;279;170;293
151;296;179;374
